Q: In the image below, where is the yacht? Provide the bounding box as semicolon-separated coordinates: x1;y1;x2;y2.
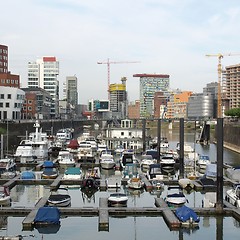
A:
15;120;50;160
77;141;95;162
57;150;76;168
99;151;115;169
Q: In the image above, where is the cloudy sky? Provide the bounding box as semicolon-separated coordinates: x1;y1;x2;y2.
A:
1;0;240;104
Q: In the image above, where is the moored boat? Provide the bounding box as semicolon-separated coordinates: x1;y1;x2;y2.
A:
57;150;75;168
0;186;11;206
160;153;175;172
108;193;128;207
99;152;115;169
165;186;187;206
225;183;240;207
34;206;61;230
140;154;157;172
127;177;144;190
0;157;16;173
47;188;71;207
197;155;211;170
175;205;200;227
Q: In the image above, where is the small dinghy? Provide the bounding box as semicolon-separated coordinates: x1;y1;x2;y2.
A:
108;193;128;207
47;188;71;207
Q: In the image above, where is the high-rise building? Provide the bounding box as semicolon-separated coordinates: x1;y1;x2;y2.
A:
128;100;140;119
0;44;8;73
28;56;59;118
187;93;214;120
0;44;20;88
133;73;170;118
224;64;240;110
66;76;78;107
109;77;128;119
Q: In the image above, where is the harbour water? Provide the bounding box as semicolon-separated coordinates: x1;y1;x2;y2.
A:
2;129;240;240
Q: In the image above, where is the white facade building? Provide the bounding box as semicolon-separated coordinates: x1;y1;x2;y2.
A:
0;86;25;120
28;56;59;118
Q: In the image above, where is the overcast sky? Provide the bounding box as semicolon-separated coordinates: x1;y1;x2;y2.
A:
1;0;240;104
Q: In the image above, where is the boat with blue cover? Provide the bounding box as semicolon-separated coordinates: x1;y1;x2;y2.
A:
175;205;200;227
34;206;61;233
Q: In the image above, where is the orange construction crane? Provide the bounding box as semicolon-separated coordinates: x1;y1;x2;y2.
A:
206;53;240;118
97;58;140;99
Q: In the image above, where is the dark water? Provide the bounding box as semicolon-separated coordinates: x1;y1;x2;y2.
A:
2;129;240;240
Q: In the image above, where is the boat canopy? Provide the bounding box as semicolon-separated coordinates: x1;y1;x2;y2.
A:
34;206;60;225
43;161;54;168
175;205;200;223
21;171;35;179
65;167;81;175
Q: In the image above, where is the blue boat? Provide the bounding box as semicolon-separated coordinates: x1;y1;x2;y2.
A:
175;205;200;227
21;171;35;179
34;206;61;234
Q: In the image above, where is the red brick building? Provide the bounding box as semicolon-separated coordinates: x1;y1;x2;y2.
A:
128;100;140;119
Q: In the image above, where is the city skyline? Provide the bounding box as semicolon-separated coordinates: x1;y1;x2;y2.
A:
1;0;240;104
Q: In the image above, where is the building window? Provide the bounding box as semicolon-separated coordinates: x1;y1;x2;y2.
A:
121;132;124;136
0;94;4;99
129;132;132;136
5;102;9;108
7;94;11;99
0;103;3;107
28;106;32;111
28;100;32;104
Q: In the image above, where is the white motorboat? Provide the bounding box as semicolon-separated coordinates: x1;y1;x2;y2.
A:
120;150;137;169
108;193;128;207
127;177;144;190
0;186;11;206
225;184;240;207
15;120;50;160
160;153;175;171
77;141;95;162
165;186;187;206
178;178;194;189
97;143;108;155
197;155;211;170
0;157;16;173
14;140;33;158
57;150;75;168
146;163;163;181
47;188;71;207
140;155;157;172
100;152;115;169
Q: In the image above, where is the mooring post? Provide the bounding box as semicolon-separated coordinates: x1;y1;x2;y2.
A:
216;118;223;212
179;118;184;179
142;119;146;153
157;119;161;162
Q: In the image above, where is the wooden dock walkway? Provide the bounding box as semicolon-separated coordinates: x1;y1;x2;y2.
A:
99;198;109;231
22;195;50;230
155;198;180;229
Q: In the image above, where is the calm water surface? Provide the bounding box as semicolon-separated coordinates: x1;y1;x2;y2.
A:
3;130;240;240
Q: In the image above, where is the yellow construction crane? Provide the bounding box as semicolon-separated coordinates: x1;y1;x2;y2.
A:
206;53;240;118
97;58;140;99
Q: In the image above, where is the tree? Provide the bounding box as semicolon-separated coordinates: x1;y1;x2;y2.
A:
224;108;240;117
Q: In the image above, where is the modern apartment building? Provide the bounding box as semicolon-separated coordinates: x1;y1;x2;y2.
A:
109;77;128;119
0;86;25;120
21;87;52;119
224;64;240;110
187;93;214;120
133;73;170;118
28;56;59;118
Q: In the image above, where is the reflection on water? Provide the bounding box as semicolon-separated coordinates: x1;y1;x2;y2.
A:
2;215;239;240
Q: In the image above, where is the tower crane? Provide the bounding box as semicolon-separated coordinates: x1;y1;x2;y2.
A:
97;58;140;99
206;53;240;118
